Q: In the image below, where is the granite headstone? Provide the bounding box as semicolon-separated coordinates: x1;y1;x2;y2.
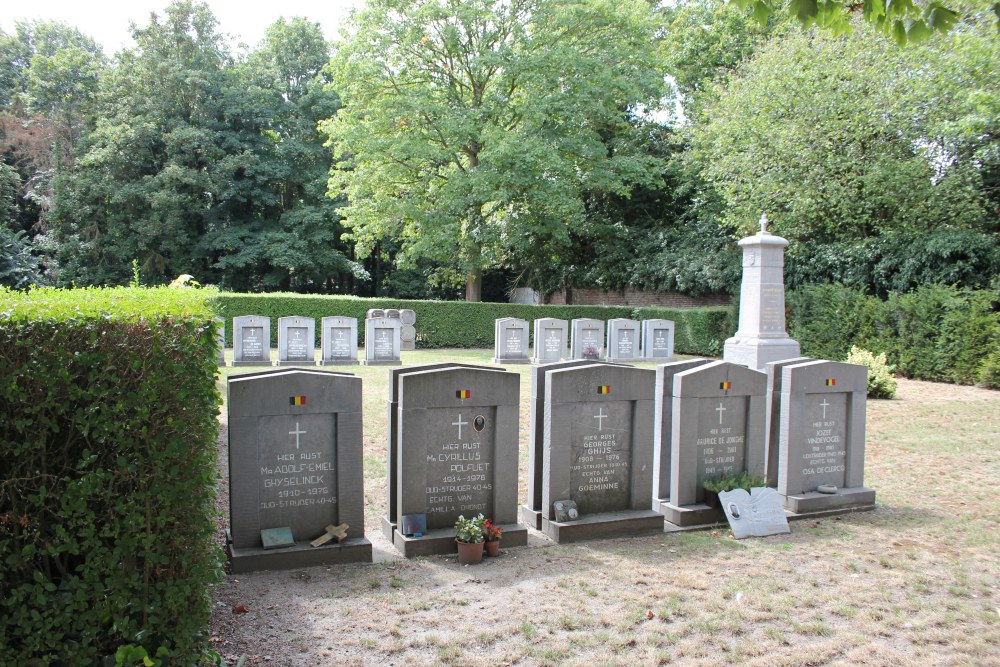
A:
605;318;640;362
363;316;401;366
276;316;316;366
532;318;568;364
492;317;530;364
320;316;358;366
232;315;272;367
570;318;605;361
642;319;676;362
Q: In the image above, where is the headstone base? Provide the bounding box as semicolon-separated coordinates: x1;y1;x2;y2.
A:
781;487;876;514
380;516;396;542
645;355;676;363
275;360;317;367
492;357;531;364
228;537;372;573
361;359;402;366
401;341;416;351
657;501;726;528
231;360;271;367
392;524;528;558
519;505;543;530
319;359;359;366
540;510;663;543
723;337;801;372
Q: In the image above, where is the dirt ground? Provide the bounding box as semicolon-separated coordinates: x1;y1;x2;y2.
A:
208;358;1000;667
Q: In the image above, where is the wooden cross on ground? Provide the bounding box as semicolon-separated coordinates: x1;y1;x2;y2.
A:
310;523;349;547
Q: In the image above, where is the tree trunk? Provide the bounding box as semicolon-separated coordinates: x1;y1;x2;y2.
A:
465;268;482;302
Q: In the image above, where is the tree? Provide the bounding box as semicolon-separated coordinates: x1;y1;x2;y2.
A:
324;0;670;301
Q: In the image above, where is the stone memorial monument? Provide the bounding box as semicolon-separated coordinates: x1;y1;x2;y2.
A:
723;214;800;371
226;368;371;571
232;315;272;367
492;317;530;364
532;318;568;364
319;316;358;366
605;318;641;362
363;316;401;366
642;319;676;362
276;316;316;366
570;318;605;361
660;361;767;528
776;359;876;514
540;363;663;542
652;358;713;517
392;366;527;556
399;309;417;350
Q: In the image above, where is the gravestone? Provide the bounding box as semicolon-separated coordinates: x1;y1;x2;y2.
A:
363;316;401;366
605;318;641;362
227;368;371;571
764;357;814;485
392;366;526;556
319;316;358;366
381;362;504;541
652;359;714;517
367;309;385;319
276;316;316;366
719;487;790;539
532;318;568;364
215;317;225;366
492;317;530;364
399;309;417;350
521;359;625;530
541;363;662;542
642;319;676;362
723;214;800;370
660;361;767;528
385;308;400;319
776;360;875;514
232;315;272;367
570;318;605;361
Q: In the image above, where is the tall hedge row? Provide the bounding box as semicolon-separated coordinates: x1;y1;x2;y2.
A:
0;287;222;665
787;283;999;386
214;293;734;356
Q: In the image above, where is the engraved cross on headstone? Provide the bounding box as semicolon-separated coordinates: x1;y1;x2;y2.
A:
594;408;607;432
716;402;727;424
820;398;830;420
289;422;307;450
453;414;468;440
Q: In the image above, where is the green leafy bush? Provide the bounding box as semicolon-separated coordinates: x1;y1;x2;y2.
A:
0;287;222;665
846;346;898;399
702;471;767;493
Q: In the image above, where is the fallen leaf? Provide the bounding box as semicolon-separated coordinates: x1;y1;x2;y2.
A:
232;604;248;614
646;610;655;620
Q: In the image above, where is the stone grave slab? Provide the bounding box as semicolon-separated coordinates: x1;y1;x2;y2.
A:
661;361;767;528
492;317;530;364
764;357;814;486
363;317;401;366
541;363;662;542
532;318;568;364
719;487;790;539
642;319;676;362
227;368;371;571
652;359;713;517
570;318;605;361
232;315;272;366
521;359;624;530
777;360;875;514
276;316;316;366
393;366;526;556
606;318;640;362
380;362;505;541
320;316;358;366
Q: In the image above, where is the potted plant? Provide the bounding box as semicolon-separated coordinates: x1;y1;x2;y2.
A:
702;471;767;508
454;514;486;565
483;517;503;557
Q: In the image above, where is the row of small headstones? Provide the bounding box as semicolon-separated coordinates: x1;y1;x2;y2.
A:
494;317;675;364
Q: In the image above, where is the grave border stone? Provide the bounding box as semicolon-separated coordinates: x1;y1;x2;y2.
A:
276;316;317;367
226;367;371;572
605;318;641;362
232;315;272;367
392;366;527;557
492;317;531;364
531;317;568;364
540;363;662;542
777;359;876;514
642;319;676;362
319;316;359;366
660;361;767;528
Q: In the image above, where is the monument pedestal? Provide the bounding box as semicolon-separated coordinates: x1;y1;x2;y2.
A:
657;501;725;528
228;536;372;573
391;524;528;558
541;510;663;543
520;505;543;531
723;337;801;372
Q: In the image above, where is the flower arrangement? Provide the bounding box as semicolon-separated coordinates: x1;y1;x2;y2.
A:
482;518;502;543
583;345;600;360
454;514;486;544
702;471;767;493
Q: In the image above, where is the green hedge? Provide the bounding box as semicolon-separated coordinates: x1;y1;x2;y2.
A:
0;287;222;665
787;283;1000;387
214;292;734;356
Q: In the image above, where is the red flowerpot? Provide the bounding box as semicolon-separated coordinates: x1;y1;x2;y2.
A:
485;540;501;557
456;539;485;565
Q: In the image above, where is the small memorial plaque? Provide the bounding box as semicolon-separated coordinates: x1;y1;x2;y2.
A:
719;487;790;539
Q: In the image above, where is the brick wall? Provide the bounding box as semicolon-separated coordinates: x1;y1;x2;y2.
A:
544;288;730;308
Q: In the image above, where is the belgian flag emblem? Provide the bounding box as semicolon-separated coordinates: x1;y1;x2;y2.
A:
825;378;836;387
289;395;307;406
720;381;732;391
456;389;471;399
597;385;611;395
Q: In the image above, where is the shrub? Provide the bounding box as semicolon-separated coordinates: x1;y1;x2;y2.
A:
846;346;897;399
0;287;222;665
